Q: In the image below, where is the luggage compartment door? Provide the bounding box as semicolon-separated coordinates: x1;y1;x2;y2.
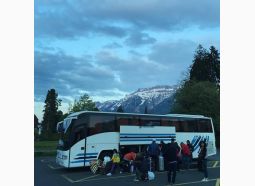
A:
120;126;176;145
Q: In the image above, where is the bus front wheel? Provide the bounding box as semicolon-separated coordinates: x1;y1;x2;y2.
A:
98;150;113;161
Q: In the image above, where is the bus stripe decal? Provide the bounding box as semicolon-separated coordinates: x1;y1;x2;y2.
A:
75;156;97;160
192;136;201;149
194;136;203;151
71;159;96;164
191;136;198;145
120;138;175;142
76;153;98;156
120;133;176;136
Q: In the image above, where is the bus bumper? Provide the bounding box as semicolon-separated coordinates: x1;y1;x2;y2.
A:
56;150;69;168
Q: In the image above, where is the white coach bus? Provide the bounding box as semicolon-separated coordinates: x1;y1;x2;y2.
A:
56;111;216;168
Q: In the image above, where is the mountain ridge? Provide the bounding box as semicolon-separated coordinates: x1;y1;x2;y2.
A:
96;85;178;114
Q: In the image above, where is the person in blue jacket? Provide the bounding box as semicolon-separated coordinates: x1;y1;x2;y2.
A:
147;139;160;171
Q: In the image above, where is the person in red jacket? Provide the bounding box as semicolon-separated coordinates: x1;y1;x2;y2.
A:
120;151;137;173
180;142;191;169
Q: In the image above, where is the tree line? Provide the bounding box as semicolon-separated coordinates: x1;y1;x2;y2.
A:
170;45;220;147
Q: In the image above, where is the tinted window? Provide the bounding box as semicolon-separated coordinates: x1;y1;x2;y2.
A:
161;118;171;126
161;118;211;132
161;118;184;133
171;119;197;132
117;116;133;126
187;119;198;132
198;119;212;132
181;120;189;132
70;125;85;146
172;119;181;132
88;115;116;136
132;116;140;126
140;117;160;126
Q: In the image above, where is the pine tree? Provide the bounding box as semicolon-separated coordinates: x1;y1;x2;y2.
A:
189;45;220;84
117;105;124;112
42;89;61;135
208;46;220;85
189;45;209;82
34;114;39;129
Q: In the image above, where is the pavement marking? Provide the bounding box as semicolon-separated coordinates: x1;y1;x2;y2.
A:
61;174;75;183
165;178;218;186
155;164;220;175
74;174;100;182
75;174;135;182
60;165;220;183
215;178;220;186
209;165;220;169
213;161;218;167
47;164;62;170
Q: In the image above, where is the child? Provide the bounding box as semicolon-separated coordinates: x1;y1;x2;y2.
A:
106;149;120;176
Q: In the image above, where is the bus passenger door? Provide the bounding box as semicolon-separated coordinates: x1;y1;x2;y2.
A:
69;126;86;168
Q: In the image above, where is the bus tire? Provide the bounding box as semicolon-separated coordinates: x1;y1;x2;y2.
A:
98;150;113;161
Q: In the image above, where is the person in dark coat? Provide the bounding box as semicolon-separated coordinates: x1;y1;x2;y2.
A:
133;152;148;182
165;138;178;185
198;141;208;182
159;140;168;171
186;140;194;169
174;141;181;171
147;139;160;171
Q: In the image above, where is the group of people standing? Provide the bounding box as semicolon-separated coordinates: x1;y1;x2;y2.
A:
153;138;209;185
94;138;208;185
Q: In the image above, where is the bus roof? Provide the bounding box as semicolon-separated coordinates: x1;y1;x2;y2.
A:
66;111;210;119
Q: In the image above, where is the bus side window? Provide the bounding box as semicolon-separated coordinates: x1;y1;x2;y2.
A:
140;117;160;126
182;120;189;132
178;120;185;132
117;117;132;126
187;119;198;132
161;118;169;126
132;117;139;126
88;115;116;136
172;119;180;132
198;119;212;132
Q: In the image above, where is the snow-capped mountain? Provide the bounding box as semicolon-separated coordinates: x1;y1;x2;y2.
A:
96;85;178;114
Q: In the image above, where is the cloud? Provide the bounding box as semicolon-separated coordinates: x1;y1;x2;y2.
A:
35;1;128;39
148;39;199;81
128;50;143;56
149;40;197;65
125;31;156;47
35;0;219;39
94;50;174;91
103;42;123;49
34;50;120;101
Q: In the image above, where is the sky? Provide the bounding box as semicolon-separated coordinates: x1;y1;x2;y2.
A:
34;0;220;122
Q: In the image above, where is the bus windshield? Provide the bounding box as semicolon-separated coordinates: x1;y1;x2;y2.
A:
57;118;76;150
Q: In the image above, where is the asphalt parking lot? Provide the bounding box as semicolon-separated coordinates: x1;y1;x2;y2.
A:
35;152;220;186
